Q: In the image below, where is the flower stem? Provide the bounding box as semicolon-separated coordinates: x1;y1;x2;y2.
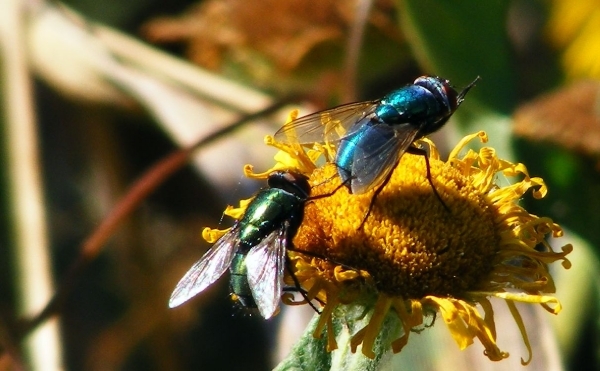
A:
275;302;403;371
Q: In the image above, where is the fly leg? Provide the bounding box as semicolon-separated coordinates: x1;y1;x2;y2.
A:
285;246;364;312
406;145;450;212
357;163;397;230
308;173;352;201
319;163;376;229
284;254;322;314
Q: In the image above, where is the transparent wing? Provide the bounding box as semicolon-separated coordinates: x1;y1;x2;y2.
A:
168;228;240;308
274;101;379;145
245;230;286;319
350;123;420;194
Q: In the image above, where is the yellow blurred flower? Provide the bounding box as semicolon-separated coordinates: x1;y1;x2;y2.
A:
547;0;600;79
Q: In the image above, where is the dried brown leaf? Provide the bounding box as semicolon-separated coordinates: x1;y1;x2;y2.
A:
513;80;600;161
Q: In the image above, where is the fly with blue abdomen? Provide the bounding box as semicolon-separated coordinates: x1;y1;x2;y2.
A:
274;76;480;226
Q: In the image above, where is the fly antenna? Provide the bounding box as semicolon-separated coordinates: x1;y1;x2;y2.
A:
457;76;481;103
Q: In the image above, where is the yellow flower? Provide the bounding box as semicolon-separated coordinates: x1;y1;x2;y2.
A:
204;111;572;364
547;0;600;79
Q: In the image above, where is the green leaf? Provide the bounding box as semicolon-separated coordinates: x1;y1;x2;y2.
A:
274;315;332;371
275;303;402;371
397;0;515;114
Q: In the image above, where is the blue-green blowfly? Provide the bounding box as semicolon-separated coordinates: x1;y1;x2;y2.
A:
169;171;312;319
274;76;479;204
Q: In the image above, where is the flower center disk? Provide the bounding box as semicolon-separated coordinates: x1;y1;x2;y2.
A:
294;154;501;299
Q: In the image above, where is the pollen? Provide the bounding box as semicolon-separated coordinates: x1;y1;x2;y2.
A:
294;150;501;299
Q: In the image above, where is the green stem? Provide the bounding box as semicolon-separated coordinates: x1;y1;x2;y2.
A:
275;303;403;371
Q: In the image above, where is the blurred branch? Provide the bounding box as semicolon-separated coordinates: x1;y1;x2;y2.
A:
0;0;63;370
17;99;292;338
26;3;311;192
93;15;273;114
342;0;373;102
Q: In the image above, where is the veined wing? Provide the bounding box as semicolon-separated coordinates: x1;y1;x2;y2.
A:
245;230;286;319
349;123;420;194
168;227;239;308
274;101;378;145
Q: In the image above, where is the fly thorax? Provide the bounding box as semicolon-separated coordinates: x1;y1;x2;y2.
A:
236;224;264;250
378;86;441;124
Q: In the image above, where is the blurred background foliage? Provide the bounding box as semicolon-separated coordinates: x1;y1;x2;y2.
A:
0;0;599;370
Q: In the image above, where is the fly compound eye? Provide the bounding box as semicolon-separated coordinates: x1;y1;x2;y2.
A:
267;171;287;189
281;172;298;183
